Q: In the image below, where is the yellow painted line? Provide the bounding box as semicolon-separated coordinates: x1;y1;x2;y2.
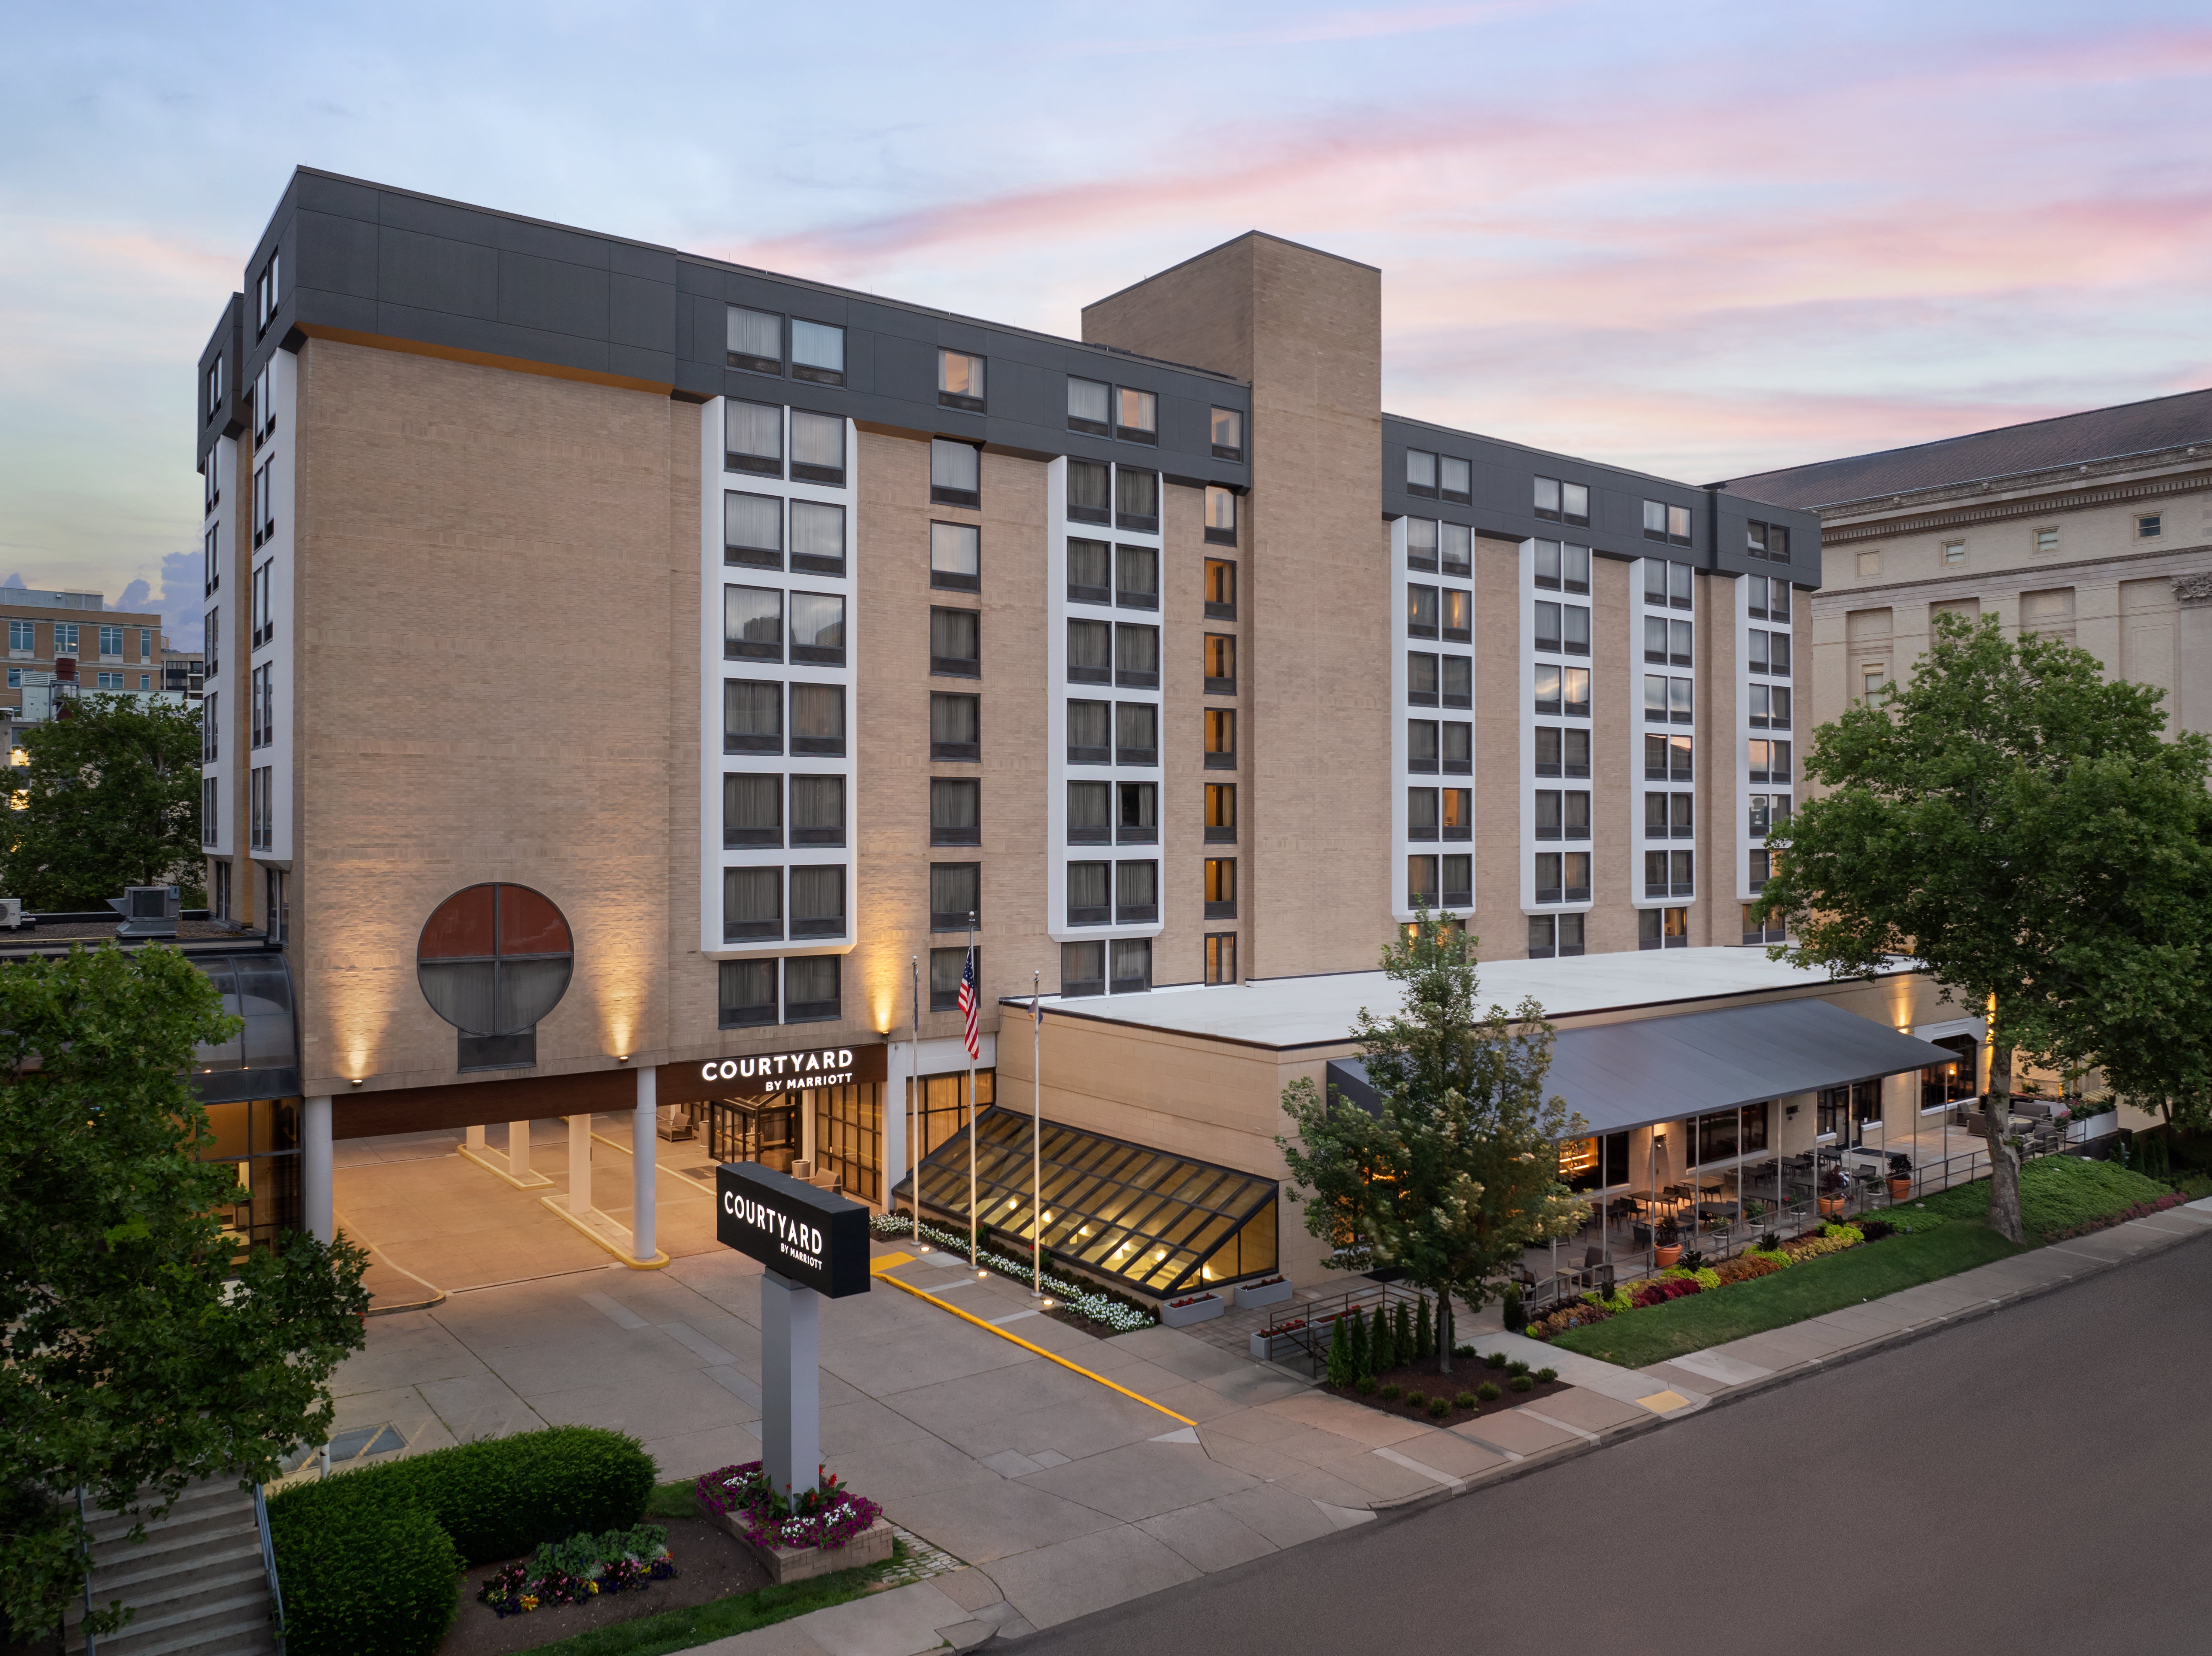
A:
536;1196;672;1270
874;1270;1195;1427
870;1252;915;1273
456;1142;554;1190
1637;1389;1694;1414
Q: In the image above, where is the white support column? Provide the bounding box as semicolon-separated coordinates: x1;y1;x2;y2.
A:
303;1095;333;1244
883;1042;908;1217
509;1120;532;1180
632;1067;657;1260
465;1123;486;1151
568;1113;592;1217
759;1270;820;1498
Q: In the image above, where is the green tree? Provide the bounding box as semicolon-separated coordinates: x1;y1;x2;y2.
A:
1279;911;1586;1374
2;694;204;910
1758;614;2212;1243
1325;1311;1353;1387
0;944;369;1643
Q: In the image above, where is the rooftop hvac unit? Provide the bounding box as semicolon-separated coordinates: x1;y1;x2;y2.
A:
109;885;181;938
0;899;22;930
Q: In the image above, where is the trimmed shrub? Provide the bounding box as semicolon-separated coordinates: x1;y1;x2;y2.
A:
1484;1351;1508;1370
1453;1391;1476;1409
379;1426;654;1563
1509;1375;1534;1394
1355;1375;1377;1395
1394;1300;1415;1366
1476;1381;1501;1402
1427;1396;1450;1419
268;1485;459;1656
1380;1383;1402;1401
1349;1306;1372;1381
1535;1367;1558;1384
1502;1284;1526;1332
1370;1308;1397;1375
1401;1388;1424;1409
1326;1312;1354;1387
1506;1359;1530;1378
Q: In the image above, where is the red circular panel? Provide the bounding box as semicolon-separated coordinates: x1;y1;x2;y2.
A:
417;884;497;960
498;885;574;957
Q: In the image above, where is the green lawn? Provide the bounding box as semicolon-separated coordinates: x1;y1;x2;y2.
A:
1550;1222;2024;1369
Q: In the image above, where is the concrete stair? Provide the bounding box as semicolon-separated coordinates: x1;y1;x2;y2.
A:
65;1476;279;1656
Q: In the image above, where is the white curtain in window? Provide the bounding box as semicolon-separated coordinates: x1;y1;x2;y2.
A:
791;411;844;471
728;306;781;360
725;492;781;553
726;400;782;460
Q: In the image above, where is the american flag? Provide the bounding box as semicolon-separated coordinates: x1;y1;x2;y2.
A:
957;947;980;1060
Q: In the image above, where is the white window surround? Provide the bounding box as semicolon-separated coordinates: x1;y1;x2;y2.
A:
1735;570;1791;904
698;400;860;960
1391;516;1476;921
1520;538;1590;917
243;353;294;864
200;432;235;859
1628;557;1692;911
1047;457;1164;944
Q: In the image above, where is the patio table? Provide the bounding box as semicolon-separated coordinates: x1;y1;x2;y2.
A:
1695;1201;1740;1221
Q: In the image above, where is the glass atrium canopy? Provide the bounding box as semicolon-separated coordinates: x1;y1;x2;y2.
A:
891;1106;1278;1297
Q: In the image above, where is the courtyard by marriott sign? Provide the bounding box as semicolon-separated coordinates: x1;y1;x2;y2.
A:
660;1042;887;1106
714;1162;871;1298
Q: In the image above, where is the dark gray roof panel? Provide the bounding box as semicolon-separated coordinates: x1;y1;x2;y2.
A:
1719;387;2212;509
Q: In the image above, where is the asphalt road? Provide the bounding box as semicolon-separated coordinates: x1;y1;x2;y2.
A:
1023;1233;2212;1656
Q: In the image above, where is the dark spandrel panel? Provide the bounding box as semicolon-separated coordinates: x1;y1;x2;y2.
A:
610;273;677;350
294;172;383;222
297;211;380;301
377;227;500;319
497;250;611;339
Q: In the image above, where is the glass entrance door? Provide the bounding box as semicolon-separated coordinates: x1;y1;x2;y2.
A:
707;1097;797;1172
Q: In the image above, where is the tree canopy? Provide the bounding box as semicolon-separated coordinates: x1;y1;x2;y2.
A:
1;694;204;910
0;944;368;1642
1278;912;1585;1372
1757;612;2212;1239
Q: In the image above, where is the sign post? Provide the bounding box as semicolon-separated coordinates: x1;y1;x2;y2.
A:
715;1162;871;1498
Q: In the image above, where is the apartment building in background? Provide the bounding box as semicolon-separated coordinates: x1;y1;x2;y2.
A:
192;168;1837;1293
1721;389;2212;738
0;586;192;728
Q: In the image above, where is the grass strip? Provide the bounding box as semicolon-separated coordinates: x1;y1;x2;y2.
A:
642;1479;697;1521
500;1542;905;1656
1550;1222;2023;1369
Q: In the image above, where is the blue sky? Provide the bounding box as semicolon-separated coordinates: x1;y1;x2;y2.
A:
5;1;2209;647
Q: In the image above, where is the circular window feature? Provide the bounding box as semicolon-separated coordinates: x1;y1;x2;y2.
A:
417;884;574;1036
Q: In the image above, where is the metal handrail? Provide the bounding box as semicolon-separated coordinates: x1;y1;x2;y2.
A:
252;1482;286;1655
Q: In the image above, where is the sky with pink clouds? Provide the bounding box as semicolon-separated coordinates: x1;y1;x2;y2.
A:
4;0;2209;647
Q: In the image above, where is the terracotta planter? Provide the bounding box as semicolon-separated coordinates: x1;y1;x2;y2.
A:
702;1507;894;1585
1653;1244;1681;1269
1818;1197;1845;1218
1888;1176;1912;1202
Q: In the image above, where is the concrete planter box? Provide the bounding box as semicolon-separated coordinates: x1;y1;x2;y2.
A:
1160;1292;1224;1328
2067;1110;2118;1143
1234;1277;1292;1311
703;1507;894;1584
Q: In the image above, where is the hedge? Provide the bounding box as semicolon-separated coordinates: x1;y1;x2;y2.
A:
267;1427;656;1656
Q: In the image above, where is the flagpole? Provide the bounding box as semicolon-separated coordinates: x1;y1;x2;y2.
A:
966;911;978;1269
1031;972;1042;1298
908;953;920;1238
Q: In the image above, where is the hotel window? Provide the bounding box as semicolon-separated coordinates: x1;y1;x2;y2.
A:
202;455;218;517
1749;683;1792;729
204;526;220;596
55;623;79;655
1442;655;1472;709
925;778;978;844
791;320;845;386
1068;537;1111;604
1205;707;1236;768
1407;519;1438;572
1116;387;1157;445
1534;790;1561;841
1205;932;1238;984
1124;782;1159;844
1116;544;1159;610
1441;787;1471;841
724;774;782;847
1644;848;1694;899
1644;732;1691;780
727;305;783;374
1441;522;1471;577
1534;601;1587;655
1639;907;1690;951
929;947;973;1012
1408;652;1439;706
720;960;777;1028
1204;558;1236;618
931;607;980;677
931;691;980;761
931;439;981;508
1533;477;1589;527
1643;675;1692;724
96;672;124;690
1203;857;1236;919
789;411;845;487
202;777;218;846
785;955;841;1022
1533;851;1590;904
725;400;783;477
1535;790;1589;841
1533;541;1590;593
253;459;274;545
249;766;272;850
787;858;845;937
1748;793;1790;837
1745;573;1791;622
1645;791;1693;839
1408;585;1439;639
253;363;274;444
254;250;279;333
1441;854;1471;907
726;680;783;753
725;491;782;569
1746;520;1791;563
1442;721;1471;775
1068;780;1110;844
202;692;218;761
1941;540;1966;565
205;355;224;422
139;628;153;661
2034;526;2059;554
1643;617;1691;666
1110;937;1152;994
790;683;845;756
790;501;846;576
790;775;845;847
1068;377;1111;435
726;586;783;662
249;565;272;649
796;592;845;663
1061;940;1105;997
1749;629;1792;676
1067;460;1110;525
1643;558;1693;609
724;867;782;942
1204;634;1236;695
1408;854;1439;906
1562;667;1591;719
931;862;981;931
250;663;272;748
1115;623;1159;689
1405;449;1438;498
1204;487;1238;545
2137;513;2164;540
1410;787;1440;841
1440;456;1471;505
1442;589;1472;644
1067;699;1110;764
931;521;980;592
1116;467;1159;533
1115;701;1157;766
98;625;120;660
1408;719;1440;773
938;348;986;411
1205;782;1236;843
1534;666;1561;718
1861;668;1889;707
1749;848;1772;893
1211;407;1244;461
1066;861;1110;925
1749;739;1792;785
1643;500;1692;547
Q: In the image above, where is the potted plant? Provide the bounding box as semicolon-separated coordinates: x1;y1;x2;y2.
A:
1161;1290;1224;1328
1234;1273;1293;1310
1652;1220;1682;1269
1886;1157;1913;1202
1817;1170;1847;1219
696;1464;891;1585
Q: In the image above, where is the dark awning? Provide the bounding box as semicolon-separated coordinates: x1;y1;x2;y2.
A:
1544;997;1954;1137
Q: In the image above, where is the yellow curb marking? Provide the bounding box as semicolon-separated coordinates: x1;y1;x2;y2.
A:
873;1269;1196;1426
536;1196;672;1270
870;1252;915;1272
1637;1389;1693;1414
456;1142;554;1190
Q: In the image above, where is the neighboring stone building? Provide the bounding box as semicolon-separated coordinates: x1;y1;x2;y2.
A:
1720;390;2212;739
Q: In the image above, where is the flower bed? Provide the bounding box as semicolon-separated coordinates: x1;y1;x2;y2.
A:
1526;1224;1874;1340
695;1464;881;1552
869;1213;1155;1332
476;1524;675;1618
2042;1190;2188;1241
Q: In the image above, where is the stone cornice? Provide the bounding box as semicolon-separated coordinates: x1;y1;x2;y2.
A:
1805;542;2212;614
1815;463;2212;544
